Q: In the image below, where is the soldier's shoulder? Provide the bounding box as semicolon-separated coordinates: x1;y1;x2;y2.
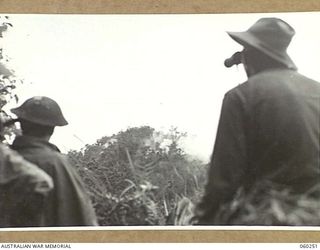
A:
224;81;249;101
0;144;53;192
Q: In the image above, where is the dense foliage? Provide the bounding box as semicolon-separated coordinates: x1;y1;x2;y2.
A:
68;126;208;225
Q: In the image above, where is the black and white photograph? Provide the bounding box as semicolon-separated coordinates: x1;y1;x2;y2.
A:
0;11;320;228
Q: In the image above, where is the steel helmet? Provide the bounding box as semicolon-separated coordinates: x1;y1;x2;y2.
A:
11;96;68;127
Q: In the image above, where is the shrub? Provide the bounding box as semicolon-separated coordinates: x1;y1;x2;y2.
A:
68;126;207;225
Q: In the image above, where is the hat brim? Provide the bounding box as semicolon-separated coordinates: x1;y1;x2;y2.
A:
10;107;68;127
227;31;297;70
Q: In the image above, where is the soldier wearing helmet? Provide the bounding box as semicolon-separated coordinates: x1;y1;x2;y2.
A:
195;18;320;225
11;96;98;226
0;60;54;227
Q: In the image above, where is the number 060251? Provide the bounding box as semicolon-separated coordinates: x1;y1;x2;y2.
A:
300;244;318;248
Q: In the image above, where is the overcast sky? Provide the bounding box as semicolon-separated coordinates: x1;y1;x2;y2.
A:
2;12;320;161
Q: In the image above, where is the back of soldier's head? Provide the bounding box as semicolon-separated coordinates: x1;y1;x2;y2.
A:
20;119;54;138
243;47;288;72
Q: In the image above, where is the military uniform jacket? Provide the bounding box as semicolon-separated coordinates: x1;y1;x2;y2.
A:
12;135;98;226
0;144;53;227
197;68;320;224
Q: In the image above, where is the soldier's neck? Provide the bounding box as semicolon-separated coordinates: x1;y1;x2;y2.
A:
23;134;52;142
41;135;52;142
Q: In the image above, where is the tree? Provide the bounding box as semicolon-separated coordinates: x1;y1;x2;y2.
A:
0;16;22;143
